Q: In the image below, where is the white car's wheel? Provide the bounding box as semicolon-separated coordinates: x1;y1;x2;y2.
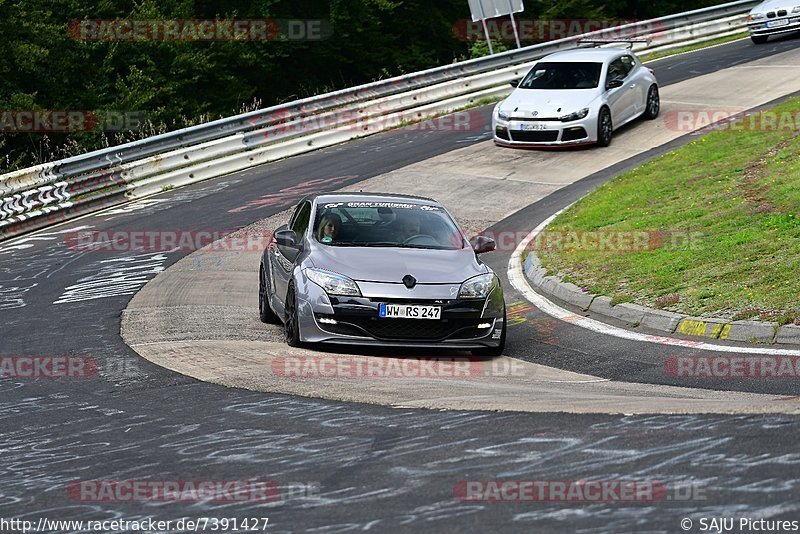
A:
643;85;660;120
597;108;613;147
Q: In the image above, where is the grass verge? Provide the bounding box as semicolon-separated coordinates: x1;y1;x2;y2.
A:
537;97;800;324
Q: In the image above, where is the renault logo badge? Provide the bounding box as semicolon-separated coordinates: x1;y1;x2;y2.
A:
402;275;417;289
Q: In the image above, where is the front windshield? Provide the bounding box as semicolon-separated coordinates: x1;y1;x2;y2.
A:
313;201;466;250
519;62;602;90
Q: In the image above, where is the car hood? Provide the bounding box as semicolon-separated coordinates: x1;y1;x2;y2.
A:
309;245;487;284
752;0;795;12
500;89;600;118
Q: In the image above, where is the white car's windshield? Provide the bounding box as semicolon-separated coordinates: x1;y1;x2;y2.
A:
314;202;466;250
519;62;603;90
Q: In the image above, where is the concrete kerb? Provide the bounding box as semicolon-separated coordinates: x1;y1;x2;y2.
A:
521;230;797;345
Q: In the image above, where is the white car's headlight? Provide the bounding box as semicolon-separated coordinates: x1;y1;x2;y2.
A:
497;110;511;121
305;268;362;296
793;6;800;13
458;273;497;299
748;12;765;20
559;108;590;122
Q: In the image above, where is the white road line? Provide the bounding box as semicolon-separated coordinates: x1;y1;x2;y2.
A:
507;210;800;356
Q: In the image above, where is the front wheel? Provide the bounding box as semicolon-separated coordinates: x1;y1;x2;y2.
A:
643;85;660;120
597;107;613;147
751;34;768;44
284;283;302;347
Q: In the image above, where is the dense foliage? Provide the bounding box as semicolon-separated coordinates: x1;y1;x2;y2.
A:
0;0;730;171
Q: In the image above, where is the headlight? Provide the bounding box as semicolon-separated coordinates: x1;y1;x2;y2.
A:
559;108;590;122
497;110;511;121
305;268;362;296
458;273;497;299
793;6;800;13
748;12;765;20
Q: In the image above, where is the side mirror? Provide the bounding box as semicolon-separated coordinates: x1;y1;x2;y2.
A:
275;228;302;261
470;235;497;254
606;78;624;90
275;228;298;248
509;78;520;88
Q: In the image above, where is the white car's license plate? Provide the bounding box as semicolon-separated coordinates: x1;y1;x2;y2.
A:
767;19;789;27
522;123;547;131
379;304;441;320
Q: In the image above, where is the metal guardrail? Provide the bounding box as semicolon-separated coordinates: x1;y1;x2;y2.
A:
0;0;760;241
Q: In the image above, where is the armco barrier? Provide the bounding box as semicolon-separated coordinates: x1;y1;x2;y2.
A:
0;0;760;242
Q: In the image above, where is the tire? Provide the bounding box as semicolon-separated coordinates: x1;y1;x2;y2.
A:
642;85;660;120
472;309;506;357
284;283;302;347
751;35;768;44
259;265;280;324
597;107;613;147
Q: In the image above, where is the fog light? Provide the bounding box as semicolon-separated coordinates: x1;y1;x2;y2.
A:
478;322;492;329
319;317;338;325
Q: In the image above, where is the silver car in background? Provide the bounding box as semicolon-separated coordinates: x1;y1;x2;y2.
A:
747;0;800;43
259;193;506;356
492;46;659;148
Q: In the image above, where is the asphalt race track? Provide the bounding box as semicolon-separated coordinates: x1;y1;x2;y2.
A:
3;36;800;532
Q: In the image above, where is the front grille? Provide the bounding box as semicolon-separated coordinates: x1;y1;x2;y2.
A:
317;314;487;341
495;127;510;141
767;11;776;17
355;318;477;340
778;9;787;16
510;116;560;122
509;130;559;143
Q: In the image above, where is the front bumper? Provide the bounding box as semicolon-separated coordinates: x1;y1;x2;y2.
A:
748;16;800;36
492;116;596;147
294;277;505;349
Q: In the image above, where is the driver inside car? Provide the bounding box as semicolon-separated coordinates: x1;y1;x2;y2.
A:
399;213;423;241
316;213;342;243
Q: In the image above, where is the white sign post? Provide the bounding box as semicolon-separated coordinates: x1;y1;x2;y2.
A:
468;0;525;53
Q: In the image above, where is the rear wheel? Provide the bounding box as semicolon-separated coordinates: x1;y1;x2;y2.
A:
259;265;280;324
597;107;613;147
472;309;506;357
284;283;302;347
751;34;769;44
643;85;660;120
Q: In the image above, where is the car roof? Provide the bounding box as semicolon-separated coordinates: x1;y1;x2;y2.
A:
539;47;629;62
306;191;442;206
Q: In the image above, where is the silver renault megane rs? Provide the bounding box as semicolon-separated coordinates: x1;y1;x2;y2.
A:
259;192;506;355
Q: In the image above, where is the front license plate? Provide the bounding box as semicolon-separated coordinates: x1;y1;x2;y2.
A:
522;123;547;131
767;19;789;27
379;303;441;320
